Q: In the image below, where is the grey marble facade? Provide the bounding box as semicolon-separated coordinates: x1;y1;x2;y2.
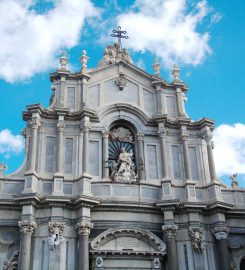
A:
0;43;245;270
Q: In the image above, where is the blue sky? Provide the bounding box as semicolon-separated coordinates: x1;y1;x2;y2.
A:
0;0;244;186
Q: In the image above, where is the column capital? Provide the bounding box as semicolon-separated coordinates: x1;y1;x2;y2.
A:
211;226;230;240
18;220;37;234
30;117;41;129
158;129;167;138
81;124;91;132
136;133;144;141
162;224;178;238
57;121;65;133
76;221;93;236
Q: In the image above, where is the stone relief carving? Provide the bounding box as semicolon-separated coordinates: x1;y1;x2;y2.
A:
188;227;205;253
153;258;161;269
100;43;133;66
95;257;103;267
3;250;19;270
48;222;65;249
109;127;133;142
115;72;127;90
111;147;137;184
0;238;13;252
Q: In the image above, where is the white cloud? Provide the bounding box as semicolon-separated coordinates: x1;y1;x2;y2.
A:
0;0;98;82
213;124;245;178
117;0;215;68
0;129;24;158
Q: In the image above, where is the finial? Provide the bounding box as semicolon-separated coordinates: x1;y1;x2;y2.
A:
172;64;181;81
59;51;68;70
80;50;89;72
152;58;160;77
0;162;8;177
111;26;129;51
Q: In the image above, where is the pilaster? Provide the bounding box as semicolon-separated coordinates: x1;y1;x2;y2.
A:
137;133;146;181
102;131;109;179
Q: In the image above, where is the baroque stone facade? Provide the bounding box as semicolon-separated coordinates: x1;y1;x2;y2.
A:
0;42;245;270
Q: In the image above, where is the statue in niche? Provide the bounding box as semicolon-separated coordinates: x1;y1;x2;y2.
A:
111;147;137;183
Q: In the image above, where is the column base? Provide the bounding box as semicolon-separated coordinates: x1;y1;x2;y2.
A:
52;174;64;196
23;172;39;193
77;173;92;196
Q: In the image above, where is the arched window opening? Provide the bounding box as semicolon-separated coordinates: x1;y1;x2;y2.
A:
108;125;137;183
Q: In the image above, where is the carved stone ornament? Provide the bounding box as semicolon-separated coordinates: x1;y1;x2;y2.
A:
3;250;19;270
30;117;41;129
0;238;13;252
95;257;103;268
57;121;65;132
76;221;93;236
211;226;230;240
153;258;161;269
18;220;37;234
115;72;127;90
110;127;133;142
99;43;133;66
162;225;178;238
188;227;205;253
48;222;65;249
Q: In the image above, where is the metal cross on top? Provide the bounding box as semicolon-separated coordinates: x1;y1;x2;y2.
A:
111;26;129;50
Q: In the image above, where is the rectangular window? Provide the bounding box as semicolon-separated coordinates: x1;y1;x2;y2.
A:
147;144;158;179
65;138;73;174
189;147;199;180
45;136;55;173
66;87;75;110
89;141;100;176
171;145;181;179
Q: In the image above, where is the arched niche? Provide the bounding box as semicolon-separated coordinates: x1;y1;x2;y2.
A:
90;228;166;270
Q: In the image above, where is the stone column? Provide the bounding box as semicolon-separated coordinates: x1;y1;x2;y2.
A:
204;134;217;182
29;117;40;172
137;133;145;181
162;225;179;270
18;220;37;270
76;221;93;270
56;120;65;174
159;130;169;179
180;133;192;181
102;131;109;178
211;226;230;270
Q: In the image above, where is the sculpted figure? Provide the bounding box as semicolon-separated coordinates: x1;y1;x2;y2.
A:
113;147;137;183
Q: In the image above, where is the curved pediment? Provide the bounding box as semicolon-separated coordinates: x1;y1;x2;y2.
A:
91;228;166;255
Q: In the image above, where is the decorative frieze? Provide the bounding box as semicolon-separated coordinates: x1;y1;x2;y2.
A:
48;222;65;249
188;227;205;253
211;226;230;240
162;225;178;238
18;220;37;234
76;221;93;236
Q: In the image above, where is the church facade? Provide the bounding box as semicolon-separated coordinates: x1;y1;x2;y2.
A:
0;42;245;270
